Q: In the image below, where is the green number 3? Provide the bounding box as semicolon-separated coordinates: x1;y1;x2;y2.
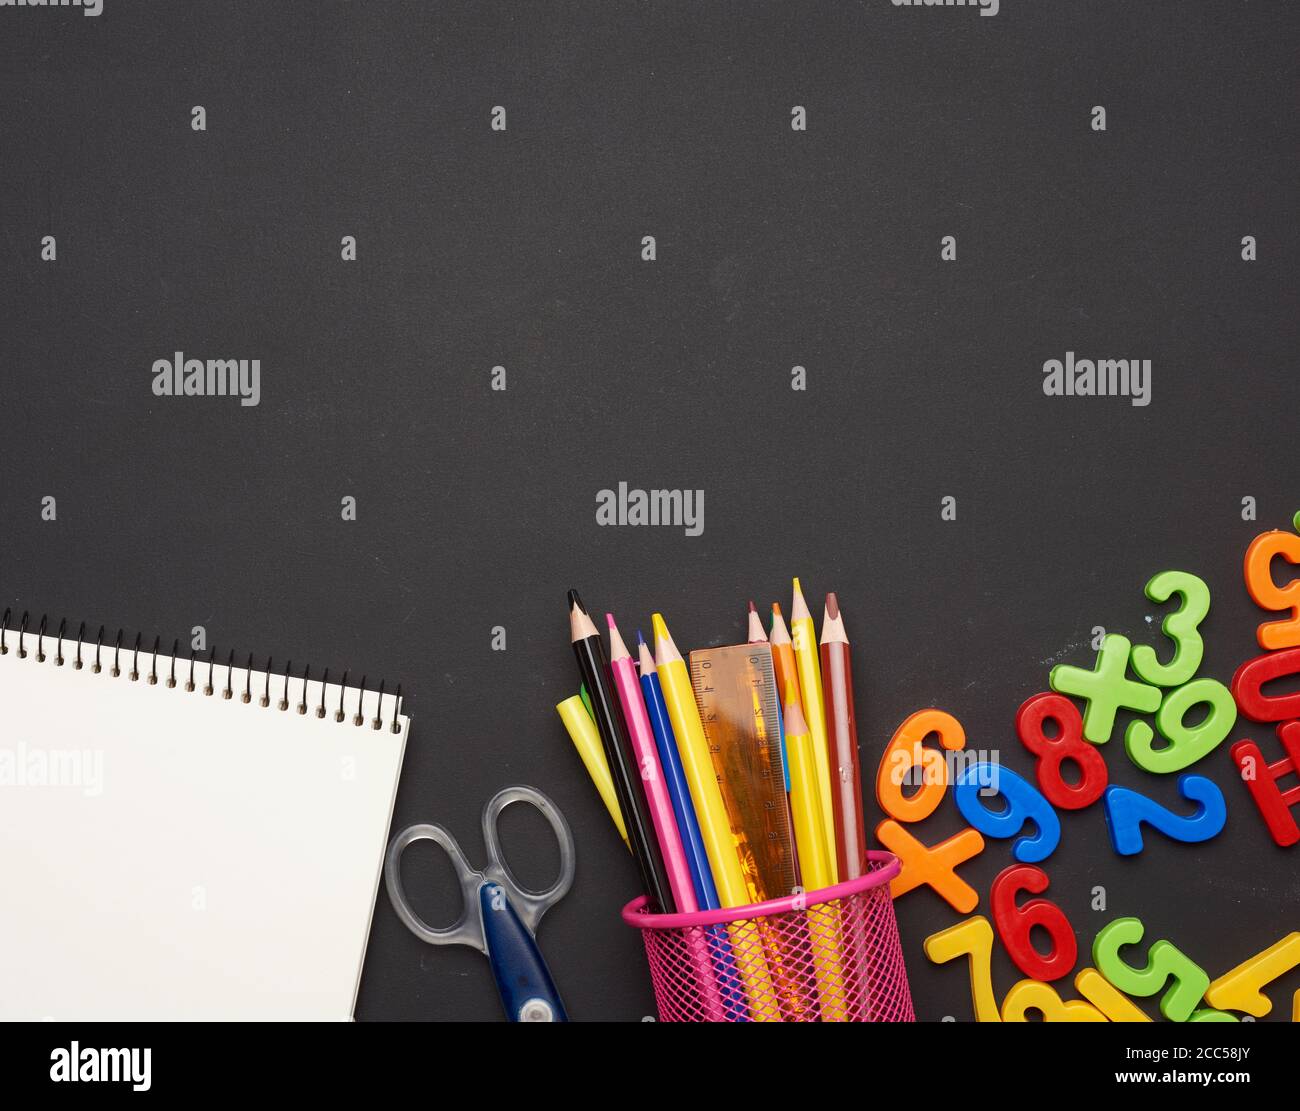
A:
1130;571;1210;687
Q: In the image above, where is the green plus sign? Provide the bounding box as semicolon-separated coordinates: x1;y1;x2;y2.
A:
1050;634;1161;744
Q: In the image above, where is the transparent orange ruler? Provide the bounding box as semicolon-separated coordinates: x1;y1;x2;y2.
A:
689;643;798;902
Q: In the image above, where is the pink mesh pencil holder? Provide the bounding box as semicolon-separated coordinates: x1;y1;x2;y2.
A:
623;851;913;1022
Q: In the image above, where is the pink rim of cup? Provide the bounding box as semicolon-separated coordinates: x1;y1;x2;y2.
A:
622;849;901;929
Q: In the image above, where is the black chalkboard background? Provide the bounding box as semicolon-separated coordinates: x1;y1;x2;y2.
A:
1;1;1296;1023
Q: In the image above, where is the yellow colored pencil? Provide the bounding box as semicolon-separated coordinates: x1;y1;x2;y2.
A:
783;685;848;1021
782;690;831;889
652;612;781;1021
651;613;749;907
791;577;838;884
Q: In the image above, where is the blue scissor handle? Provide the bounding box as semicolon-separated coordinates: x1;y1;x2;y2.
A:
479;880;569;1022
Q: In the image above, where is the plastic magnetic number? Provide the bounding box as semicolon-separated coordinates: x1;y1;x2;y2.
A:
875;709;966;823
1074;967;1151;1021
876;818;985;913
923;915;1001;1022
1130;571;1210;687
1050;634;1162;744
1231;647;1300;723
955;763;1061;864
1092;917;1210;1022
1015;692;1108;809
1122;677;1237;773
1244;524;1300;651
1000;980;1106;1022
1229;722;1300;847
1100;774;1226;856
1205;932;1300;1018
990;864;1077;982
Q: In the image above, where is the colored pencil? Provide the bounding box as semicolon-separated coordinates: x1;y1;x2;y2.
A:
651;612;748;908
769;603;802;716
637;632;718;910
782;685;848;1022
555;693;630;850
741;613;801;897
791;577;838;884
607;614;696;909
782;690;832;890
569;590;674;912
820;592;868;880
653;611;781;1020
608;616;725;1019
639;630;744;1020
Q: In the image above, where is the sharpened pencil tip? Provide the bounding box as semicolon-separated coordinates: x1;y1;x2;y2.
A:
826;592;840;620
790;578;812;622
748;600;757;613
636;628;646;647
651;612;669;641
567;589;586;614
772;602;782;616
606;616;631;660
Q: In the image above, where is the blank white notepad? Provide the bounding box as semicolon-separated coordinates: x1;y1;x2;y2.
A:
0;629;408;1020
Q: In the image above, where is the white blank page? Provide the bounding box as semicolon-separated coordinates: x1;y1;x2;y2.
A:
0;643;408;1020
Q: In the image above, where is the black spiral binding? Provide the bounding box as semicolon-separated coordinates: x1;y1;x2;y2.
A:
0;609;404;733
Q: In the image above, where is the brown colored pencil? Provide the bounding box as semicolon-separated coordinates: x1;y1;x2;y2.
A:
819;592;868;880
747;600;768;645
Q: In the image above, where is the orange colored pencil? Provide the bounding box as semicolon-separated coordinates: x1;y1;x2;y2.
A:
769;603;802;717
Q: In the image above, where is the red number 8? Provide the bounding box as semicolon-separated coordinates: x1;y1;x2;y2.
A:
991;864;1078;982
1016;692;1108;810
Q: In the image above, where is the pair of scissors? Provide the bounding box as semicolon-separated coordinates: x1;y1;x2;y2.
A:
385;785;576;1022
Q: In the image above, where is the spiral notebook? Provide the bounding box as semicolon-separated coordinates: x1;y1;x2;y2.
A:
0;617;410;1021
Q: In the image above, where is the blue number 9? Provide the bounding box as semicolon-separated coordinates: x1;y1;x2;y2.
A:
955;762;1061;863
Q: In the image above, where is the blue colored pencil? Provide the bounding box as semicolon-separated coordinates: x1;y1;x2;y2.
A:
637;631;717;908
638;631;748;1019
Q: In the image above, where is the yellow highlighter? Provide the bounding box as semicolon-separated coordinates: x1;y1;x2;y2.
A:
791;577;838;883
557;694;629;850
652;612;781;1021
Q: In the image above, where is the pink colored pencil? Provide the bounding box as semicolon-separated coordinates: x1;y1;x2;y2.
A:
606;614;697;910
613;616;725;1020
